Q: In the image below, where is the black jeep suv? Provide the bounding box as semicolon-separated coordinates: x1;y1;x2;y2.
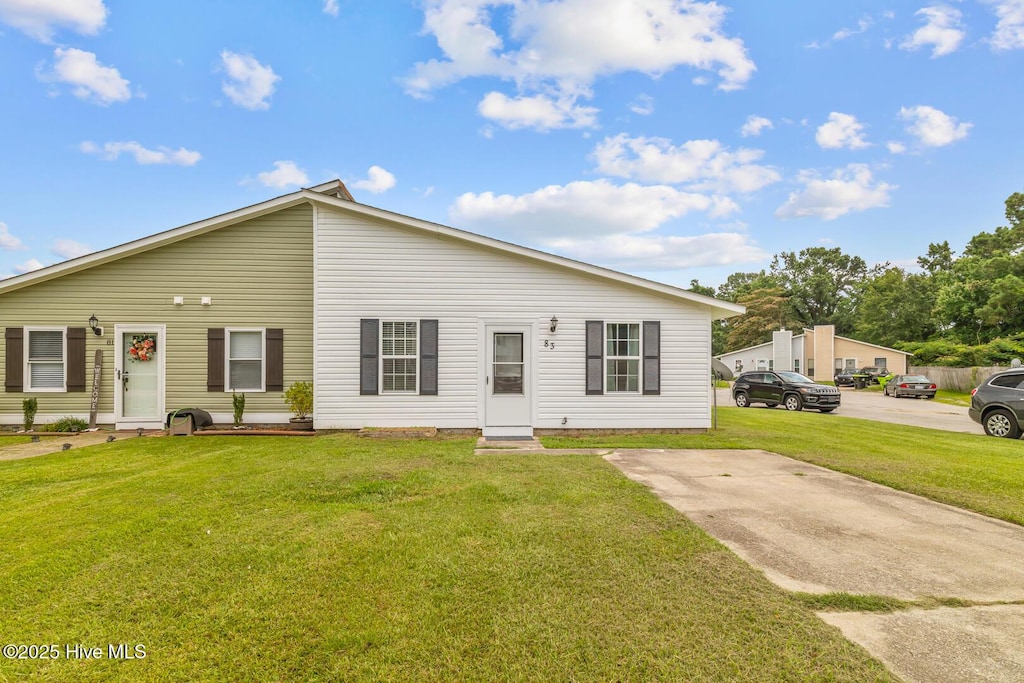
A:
969;369;1024;438
733;371;841;412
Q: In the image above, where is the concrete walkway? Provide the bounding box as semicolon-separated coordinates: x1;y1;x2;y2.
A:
0;430;162;461
608;448;1024;683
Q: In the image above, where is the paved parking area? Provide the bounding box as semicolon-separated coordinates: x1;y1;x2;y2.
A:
608;448;1024;683
717;386;982;434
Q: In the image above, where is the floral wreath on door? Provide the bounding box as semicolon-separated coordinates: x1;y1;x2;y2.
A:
128;335;156;362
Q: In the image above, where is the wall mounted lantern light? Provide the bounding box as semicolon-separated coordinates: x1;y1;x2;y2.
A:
549;315;559;333
88;314;101;336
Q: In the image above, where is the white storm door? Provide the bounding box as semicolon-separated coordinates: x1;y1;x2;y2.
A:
484;327;531;427
115;326;166;426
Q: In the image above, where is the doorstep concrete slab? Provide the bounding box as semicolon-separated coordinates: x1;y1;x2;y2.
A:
606;448;1024;683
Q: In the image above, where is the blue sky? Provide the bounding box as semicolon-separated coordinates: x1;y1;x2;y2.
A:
1;1;1023;288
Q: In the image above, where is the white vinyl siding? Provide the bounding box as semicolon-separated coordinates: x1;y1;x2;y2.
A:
381;321;417;393
26;328;66;392
606;323;640;393
314;206;714;430
227;329;265;392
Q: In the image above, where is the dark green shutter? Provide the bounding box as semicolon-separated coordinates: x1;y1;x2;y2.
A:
360;319;379;395
266;329;284;391
207;328;225;392
419;319;438;395
5;327;23;392
66;327;87;392
642;321;660;395
586;320;603;395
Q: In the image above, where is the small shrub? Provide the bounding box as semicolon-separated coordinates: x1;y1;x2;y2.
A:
232;392;246;427
22;397;38;431
49;416;88;433
284;381;313;419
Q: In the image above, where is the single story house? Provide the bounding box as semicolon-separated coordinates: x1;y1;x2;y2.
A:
1;181;745;436
716;326;912;382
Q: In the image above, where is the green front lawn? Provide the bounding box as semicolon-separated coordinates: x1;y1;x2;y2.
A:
0;435;890;682
544;407;1024;525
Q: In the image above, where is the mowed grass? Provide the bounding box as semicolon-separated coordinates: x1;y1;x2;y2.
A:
544;407;1024;525
0;435;891;682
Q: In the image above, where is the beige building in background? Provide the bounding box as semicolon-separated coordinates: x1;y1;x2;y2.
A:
716;325;912;382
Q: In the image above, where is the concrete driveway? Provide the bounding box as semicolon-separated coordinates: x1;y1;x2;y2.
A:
716;386;982;434
608;448;1024;683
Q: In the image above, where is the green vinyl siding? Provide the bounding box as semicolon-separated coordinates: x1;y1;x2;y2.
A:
0;204;313;421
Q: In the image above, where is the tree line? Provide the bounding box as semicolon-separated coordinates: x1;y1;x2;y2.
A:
690;190;1024;367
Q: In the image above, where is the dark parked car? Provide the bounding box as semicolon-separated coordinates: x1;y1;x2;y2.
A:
833;368;858;387
969;370;1024;438
883;374;937;399
733;371;841;412
835;366;888;386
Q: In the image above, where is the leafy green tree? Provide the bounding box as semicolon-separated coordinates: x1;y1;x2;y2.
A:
853;268;939;347
725;286;799;351
769;247;878;334
934;191;1024;343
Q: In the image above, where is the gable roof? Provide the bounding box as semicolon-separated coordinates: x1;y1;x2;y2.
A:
718;328;912;358
0;180;745;319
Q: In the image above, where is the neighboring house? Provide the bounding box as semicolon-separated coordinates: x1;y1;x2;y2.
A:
716;326;912;382
1;181;744;436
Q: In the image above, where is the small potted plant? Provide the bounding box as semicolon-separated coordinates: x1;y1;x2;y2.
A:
284;381;313;431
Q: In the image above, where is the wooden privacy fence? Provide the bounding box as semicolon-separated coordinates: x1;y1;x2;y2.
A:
908;366;1007;393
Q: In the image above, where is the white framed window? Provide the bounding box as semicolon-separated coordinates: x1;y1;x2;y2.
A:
606;323;640;392
382;321;417;393
874;357;887;369
756;358;769;371
226;328;265;392
25;327;66;392
794;359;801;373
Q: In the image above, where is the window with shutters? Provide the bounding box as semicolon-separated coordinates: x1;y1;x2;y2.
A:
25;328;66;392
606;323;640;393
381;321;417;393
226;329;265;391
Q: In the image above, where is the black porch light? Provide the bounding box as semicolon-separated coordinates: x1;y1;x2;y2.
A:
549;315;559;333
88;313;101;335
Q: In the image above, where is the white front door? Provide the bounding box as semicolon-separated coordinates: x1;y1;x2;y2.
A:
115;326;166;429
484;326;532;436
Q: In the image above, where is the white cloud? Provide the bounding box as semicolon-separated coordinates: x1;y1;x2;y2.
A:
404;0;756;113
80;140;201;166
543;232;768;270
220;50;280;110
451;179;737;241
478;91;598;130
899;105;972;146
592;134;780;194
323;0;339;17
51;239;91;259
629;94;654;116
451;179;765;270
776;164;895;221
900;6;965;57
0;0;107;42
740;115;772;138
256;161;309;189
815;112;870;150
833;16;872;41
887;141;907;154
14;258;45;274
985;0;1024;49
352;165;397;194
0;222;26;251
42;47;131;105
